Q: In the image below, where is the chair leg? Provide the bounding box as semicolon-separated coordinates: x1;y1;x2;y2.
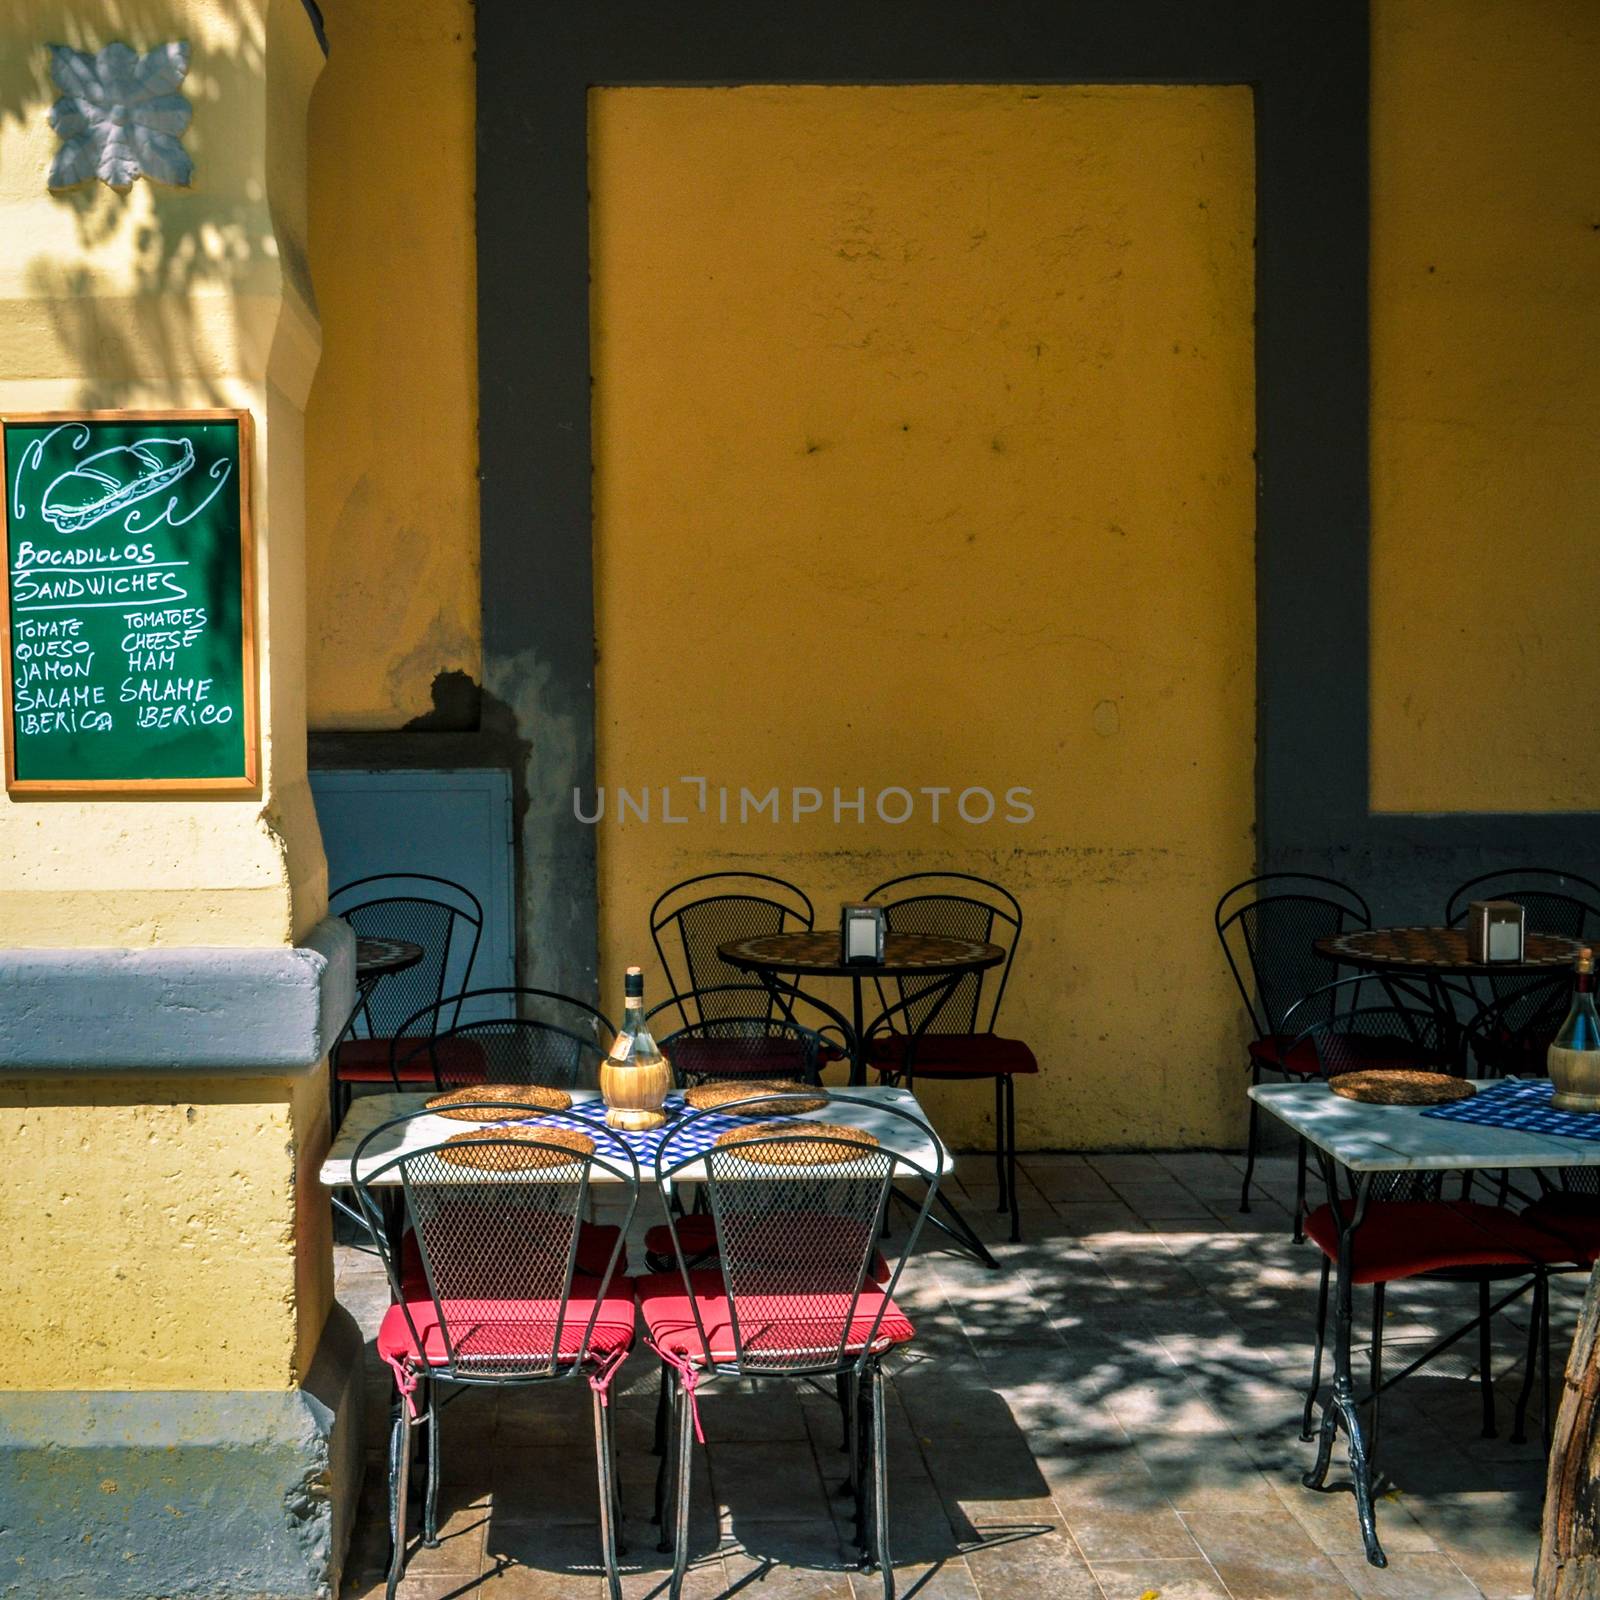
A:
992;1076;1007;1206
1302;1257;1331;1440
870;1361;895;1599
653;1359;670;1457
1369;1282;1385;1471
669;1370;694;1600
421;1379;440;1547
1293;1136;1308;1245
593;1387;623;1600
654;1373;676;1551
386;1401;412;1600
1511;1273;1544;1446
1543;1276;1554;1452
853;1366;871;1553
843;1371;860;1501
1479;1279;1498;1439
1004;1076;1021;1244
1240;1065;1261;1214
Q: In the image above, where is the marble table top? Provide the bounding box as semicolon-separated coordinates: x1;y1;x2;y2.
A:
1250;1078;1600;1173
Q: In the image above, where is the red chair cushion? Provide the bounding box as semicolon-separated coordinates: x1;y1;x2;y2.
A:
334;1036;490;1085
400;1221;625;1295
642;1213;890;1282
1304;1198;1572;1284
866;1032;1038;1077
636;1268;912;1368
1521;1193;1600;1266
377;1281;636;1371
666;1035;815;1081
1247;1031;1430;1077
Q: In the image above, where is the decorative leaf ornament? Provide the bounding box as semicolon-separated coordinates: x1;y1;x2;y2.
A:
47;41;193;191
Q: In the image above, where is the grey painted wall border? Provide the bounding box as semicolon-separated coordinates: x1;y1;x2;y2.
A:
0;915;354;1072
0;1305;362;1599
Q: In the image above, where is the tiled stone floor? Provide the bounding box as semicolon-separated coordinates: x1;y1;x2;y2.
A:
336;1150;1575;1599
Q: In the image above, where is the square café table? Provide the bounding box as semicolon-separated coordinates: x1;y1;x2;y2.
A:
322;1084;950;1191
1250;1078;1599;1567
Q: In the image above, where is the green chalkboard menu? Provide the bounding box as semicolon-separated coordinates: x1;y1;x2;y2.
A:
1;410;258;793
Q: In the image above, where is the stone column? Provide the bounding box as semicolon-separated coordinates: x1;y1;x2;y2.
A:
0;5;359;1597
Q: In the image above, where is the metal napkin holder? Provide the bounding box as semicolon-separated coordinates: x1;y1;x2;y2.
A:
1467;900;1525;963
840;902;887;965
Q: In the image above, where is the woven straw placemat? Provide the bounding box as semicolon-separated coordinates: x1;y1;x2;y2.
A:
1330;1070;1476;1107
425;1084;572;1121
713;1120;879;1166
683;1080;828;1116
437;1125;595;1171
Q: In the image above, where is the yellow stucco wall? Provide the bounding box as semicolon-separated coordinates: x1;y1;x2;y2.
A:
0;1072;330;1390
303;0;480;729
1370;0;1600;813
590;85;1257;1149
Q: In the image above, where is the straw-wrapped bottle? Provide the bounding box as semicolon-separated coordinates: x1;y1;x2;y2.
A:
600;966;672;1130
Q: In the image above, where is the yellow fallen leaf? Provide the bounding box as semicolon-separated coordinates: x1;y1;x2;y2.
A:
1139;1590;1162;1600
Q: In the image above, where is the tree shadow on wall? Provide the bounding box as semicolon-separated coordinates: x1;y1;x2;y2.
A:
0;3;293;411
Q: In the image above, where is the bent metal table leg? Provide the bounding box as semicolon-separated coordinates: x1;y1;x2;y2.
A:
1302;1157;1386;1568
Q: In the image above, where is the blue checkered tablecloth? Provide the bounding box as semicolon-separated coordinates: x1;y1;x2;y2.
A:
515;1092;813;1168
1421;1078;1600;1142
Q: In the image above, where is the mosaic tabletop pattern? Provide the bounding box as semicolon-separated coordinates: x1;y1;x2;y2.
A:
719;929;1005;977
1315;924;1579;977
354;937;425;978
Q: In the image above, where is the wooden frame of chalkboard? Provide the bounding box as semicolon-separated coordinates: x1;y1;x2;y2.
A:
0;408;259;794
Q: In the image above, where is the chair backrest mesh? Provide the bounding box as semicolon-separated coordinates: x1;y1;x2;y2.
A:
401;1019;604;1091
333;877;485;1039
355;1117;635;1383
708;1139;891;1373
867;877;1021;1038
657;1015;821;1086
1294;1001;1451;1078
651;875;814;1027
388;987;614;1091
655;1095;940;1377
1217;884;1369;1039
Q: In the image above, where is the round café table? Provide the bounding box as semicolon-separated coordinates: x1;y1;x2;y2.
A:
1314;925;1579;981
1314;925;1580;1062
719;929;1007;1269
718;929;1006;1088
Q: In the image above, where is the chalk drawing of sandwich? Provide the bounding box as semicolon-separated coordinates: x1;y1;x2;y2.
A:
40;437;196;535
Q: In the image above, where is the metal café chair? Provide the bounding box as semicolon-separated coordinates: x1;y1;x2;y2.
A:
640;1092;942;1600
1269;974;1459;1236
1214;872;1373;1222
649;984;826;1086
860;872;1033;1243
351;1107;639;1600
649;872;815;1031
1291;991;1565;1458
330;874;485;1114
390;986;615;1093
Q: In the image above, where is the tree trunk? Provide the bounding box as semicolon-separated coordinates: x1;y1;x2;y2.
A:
1537;1264;1600;1598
